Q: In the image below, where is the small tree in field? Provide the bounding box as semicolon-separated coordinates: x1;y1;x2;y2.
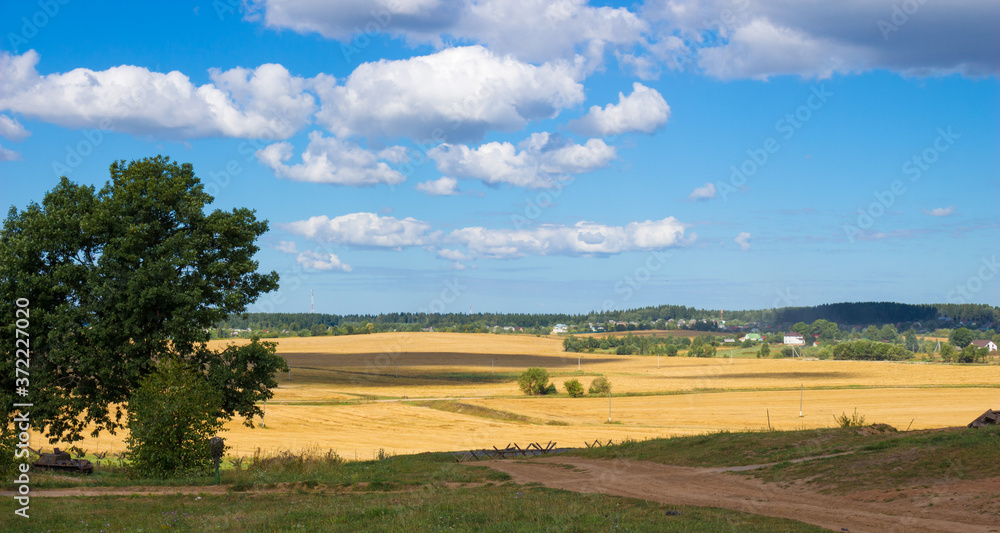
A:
125;359;224;478
518;367;551;395
589;376;611;395
564;379;585;398
758;342;770;358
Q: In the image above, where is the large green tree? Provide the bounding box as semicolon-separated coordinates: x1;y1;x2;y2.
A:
949;327;974;348
0;156;284;443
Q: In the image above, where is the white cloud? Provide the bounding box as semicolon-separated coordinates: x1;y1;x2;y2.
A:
923;206;955;217
643;0;999;80
0;51;315;139
735;232;751;251
282;212;692;259
688;182;716;201
437;248;471;261
296;250;352;272
416;176;459;196
250;0;647;65
0;143;20;161
0;114;29;141
314;46;585;142
429;132;614;188
567;83;670;136
279;212;438;248
274;240;298;253
448;217;689;258
256;131;405;186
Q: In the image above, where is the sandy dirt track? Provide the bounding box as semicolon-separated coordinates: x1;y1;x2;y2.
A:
485;456;1000;533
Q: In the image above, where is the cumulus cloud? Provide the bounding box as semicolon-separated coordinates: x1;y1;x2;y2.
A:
688;182;716;201
416;176;459;196
278;212;438;248
0;51;316;139
447;217;689;258
0;114;29;141
923;206;955;217
314;46;585;142
249;0;647;65
640;0;998;79
282;212;692;259
429;132;614;188
567;83;670;136
735;232;752;251
274;240;298;253
437;248;472;261
256;131;405;186
296;250;352;272
0;144;20;161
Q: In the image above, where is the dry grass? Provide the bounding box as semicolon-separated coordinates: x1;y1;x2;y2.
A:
38;332;999;458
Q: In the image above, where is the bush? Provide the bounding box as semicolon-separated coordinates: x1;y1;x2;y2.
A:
665;345;678;357
588;376;611;395
833;409;866;428
124;359;225;478
831;340;912;361
517;367;552;396
781;347;794;358
758;343;770;358
0;426;25;482
564;379;585;398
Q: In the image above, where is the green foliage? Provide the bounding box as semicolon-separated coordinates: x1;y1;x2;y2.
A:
949;327;974;348
124;360;225;478
0;156;281;443
588;376;611;395
0;426;25;482
831;340;912;361
665;344;678;356
517;367;551;396
758;342;770;357
955;345;988;364
563;379;585;398
781;347;794;358
833;409;867;428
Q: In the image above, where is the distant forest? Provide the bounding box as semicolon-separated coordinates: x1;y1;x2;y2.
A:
220;302;998;334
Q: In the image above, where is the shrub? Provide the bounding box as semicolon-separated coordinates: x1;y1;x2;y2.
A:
758;342;770;358
124;359;225;478
665;345;678;357
588;376;611;395
781;347;794;358
564;379;585;398
517;367;551;395
831;340;912;361
833;409;866;428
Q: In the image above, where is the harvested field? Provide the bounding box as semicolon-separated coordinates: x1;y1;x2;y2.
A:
41;333;999;459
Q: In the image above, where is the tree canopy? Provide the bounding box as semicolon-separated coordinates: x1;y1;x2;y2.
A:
0;156;284;443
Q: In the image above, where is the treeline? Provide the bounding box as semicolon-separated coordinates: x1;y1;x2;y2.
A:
219;302;999;334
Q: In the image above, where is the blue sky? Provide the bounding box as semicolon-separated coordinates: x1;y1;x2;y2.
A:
1;1;997;315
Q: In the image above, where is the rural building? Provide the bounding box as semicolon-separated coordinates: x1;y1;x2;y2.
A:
552;324;568;334
740;333;763;342
783;333;805;345
970;340;998;352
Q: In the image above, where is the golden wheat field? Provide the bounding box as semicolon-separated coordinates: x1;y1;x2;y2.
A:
46;332;1000;459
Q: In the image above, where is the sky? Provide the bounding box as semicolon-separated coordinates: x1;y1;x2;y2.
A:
0;0;997;315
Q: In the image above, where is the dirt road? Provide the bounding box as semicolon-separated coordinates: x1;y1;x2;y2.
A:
486;456;1000;533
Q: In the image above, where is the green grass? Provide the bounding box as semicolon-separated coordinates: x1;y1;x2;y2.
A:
572;425;1000;493
7;484;828;532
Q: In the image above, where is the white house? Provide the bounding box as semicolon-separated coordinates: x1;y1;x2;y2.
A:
971;340;998;352
552;324;569;334
783;333;805;345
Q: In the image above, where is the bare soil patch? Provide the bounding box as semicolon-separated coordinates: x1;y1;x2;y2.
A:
485;456;1000;533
